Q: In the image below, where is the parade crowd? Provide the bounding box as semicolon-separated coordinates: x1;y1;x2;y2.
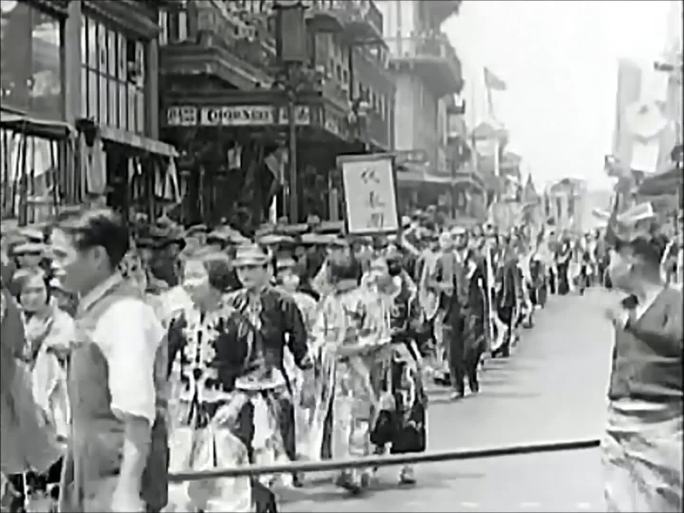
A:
0;206;682;512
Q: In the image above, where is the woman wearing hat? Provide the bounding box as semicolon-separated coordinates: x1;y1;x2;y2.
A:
225;243;312;491
602;208;683;512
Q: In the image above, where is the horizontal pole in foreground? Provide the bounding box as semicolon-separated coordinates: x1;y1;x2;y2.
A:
168;438;601;483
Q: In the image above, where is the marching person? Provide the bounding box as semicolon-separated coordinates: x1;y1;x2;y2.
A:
164;248;258;512
603;220;683;512
49;208;167;512
308;256;387;494
225;244;312;490
370;251;427;485
429;232;468;398
462;237;488;393
274;255;318;466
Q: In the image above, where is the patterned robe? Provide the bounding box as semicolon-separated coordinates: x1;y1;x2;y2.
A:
224;286;309;487
372;273;427;455
165;300;257;512
308;280;389;487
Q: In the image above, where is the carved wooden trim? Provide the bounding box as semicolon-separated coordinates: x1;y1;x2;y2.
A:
25;0;69;17
83;0;160;39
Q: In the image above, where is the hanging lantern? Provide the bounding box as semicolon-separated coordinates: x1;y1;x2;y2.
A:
274;1;307;64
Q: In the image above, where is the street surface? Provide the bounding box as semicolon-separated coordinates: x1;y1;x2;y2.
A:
278;288;616;512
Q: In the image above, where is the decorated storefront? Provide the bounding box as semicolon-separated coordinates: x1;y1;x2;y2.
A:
0;0;72;224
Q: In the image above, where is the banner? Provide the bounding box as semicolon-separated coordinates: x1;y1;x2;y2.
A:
338;154;399;235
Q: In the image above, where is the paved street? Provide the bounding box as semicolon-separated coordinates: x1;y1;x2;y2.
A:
278;288;616;512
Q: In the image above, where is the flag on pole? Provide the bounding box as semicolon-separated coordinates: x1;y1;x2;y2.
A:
484;67;507;91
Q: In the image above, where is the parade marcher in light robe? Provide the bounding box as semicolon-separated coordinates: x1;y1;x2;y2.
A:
274;256;318;463
414;232;439;359
308;257;388;494
226;244;312;491
164;248;258;512
50;209;167;513
603;228;683;512
368;252;427;485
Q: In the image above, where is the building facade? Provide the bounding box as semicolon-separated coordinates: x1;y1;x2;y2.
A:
1;0;178;225
377;0;463;216
160;0;394;228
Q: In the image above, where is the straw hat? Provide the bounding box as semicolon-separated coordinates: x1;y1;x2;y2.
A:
233;243;270;267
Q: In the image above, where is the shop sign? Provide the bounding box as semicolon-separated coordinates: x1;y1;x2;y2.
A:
165;105;311;127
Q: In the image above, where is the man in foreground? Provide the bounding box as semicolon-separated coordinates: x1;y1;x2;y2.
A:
603;223;683;512
50;209;166;512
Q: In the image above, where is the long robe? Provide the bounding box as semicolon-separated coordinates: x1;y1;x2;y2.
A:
307;281;389;488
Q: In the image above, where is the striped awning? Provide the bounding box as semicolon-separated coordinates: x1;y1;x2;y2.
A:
0;110;74;139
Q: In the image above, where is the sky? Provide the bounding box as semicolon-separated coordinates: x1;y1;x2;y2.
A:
444;0;675;191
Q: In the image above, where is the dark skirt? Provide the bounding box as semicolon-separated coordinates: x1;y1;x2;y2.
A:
370;342;427;454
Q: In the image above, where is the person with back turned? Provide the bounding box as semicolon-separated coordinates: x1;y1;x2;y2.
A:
602;206;683;512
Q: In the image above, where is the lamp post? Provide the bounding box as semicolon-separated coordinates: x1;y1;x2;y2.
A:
274;0;307;223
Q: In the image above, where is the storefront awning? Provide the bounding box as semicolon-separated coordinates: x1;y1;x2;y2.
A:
100;126;178;158
0;111;74;139
396;163;453;185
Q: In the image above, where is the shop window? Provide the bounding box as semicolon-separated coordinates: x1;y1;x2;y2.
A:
0;2;62;120
159;7;189;45
80;15;146;134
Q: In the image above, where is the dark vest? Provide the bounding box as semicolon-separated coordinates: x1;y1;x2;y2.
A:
608;287;683;403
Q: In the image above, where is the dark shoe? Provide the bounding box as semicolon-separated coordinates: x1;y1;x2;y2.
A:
291;472;303;488
469;380;480;394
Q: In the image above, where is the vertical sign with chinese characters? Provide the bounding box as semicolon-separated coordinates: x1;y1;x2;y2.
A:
338;154;399;235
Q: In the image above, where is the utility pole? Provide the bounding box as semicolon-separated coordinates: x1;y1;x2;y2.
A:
275;0;307;223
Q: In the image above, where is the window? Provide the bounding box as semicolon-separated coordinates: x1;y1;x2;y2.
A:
80;16;146;133
159;7;189;45
0;3;63;120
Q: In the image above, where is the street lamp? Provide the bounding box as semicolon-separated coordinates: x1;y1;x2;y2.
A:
274;0;307;223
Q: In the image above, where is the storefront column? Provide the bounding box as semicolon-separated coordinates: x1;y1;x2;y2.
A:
146;38;159;139
63;0;82;124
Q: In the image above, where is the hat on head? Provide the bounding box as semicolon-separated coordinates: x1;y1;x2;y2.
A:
19;228;44;244
12;242;46;257
233;243;270;267
451;226;467;236
328;235;350;248
136;237;157;250
401;216;411;228
207;230;230;246
275;255;297;271
184;224;209;238
258;233;296;247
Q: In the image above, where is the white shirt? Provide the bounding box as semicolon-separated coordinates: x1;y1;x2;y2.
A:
79;273;164;424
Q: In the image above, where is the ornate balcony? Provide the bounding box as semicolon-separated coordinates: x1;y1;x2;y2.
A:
159;1;276;90
305;0;384;44
386;33;463;96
